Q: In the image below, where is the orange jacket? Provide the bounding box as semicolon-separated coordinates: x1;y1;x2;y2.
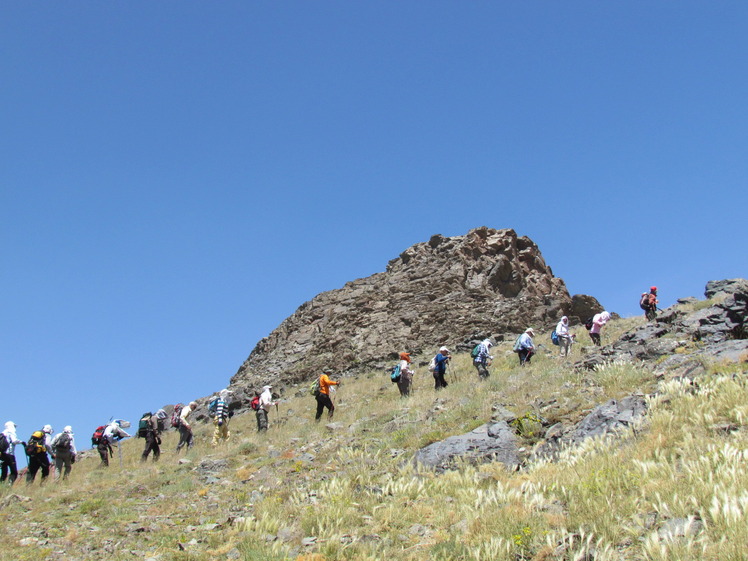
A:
318;374;339;396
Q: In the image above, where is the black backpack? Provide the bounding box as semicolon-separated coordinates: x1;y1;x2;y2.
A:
55;432;72;452
584;317;594;330
0;433;8;454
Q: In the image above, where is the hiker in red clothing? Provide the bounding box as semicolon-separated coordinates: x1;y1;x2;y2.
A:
640;286;659;321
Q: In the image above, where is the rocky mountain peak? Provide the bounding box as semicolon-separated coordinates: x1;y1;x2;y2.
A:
229;227;601;396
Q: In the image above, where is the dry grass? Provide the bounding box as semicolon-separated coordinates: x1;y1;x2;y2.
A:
1;320;746;560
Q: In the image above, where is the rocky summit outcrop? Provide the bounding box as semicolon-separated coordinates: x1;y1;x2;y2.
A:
230;227;600;397
579;278;748;371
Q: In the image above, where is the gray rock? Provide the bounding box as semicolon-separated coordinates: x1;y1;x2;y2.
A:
195;459;229;476
414;421;520;472
534;395;646;460
705;278;748;299
657;517;704;540
491;404;518;423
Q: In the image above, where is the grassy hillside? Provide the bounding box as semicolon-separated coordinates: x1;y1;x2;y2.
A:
2;317;747;561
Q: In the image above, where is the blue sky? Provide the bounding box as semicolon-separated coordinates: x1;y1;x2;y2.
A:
2;3;746;464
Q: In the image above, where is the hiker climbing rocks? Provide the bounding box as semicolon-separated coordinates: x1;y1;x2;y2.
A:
140;413;161;462
212;389;233;444
1;421;24;484
640;286;658;321
396;352;415;397
472;339;493;380
517;328;535;366
51;426;77;481
176;401;197;452
589;311;611;346
555;316;574;357
25;425;54;484
432;346;451;390
315;369;340;421
99;420;131;467
257;385;276;431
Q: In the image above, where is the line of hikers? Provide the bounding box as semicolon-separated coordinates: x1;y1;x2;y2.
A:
2;289;658;480
1;422;78;485
387;306;625;396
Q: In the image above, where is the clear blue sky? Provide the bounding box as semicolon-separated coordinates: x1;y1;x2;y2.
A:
2;3;745;463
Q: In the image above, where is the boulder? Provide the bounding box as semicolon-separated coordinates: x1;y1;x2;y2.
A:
533;395;647;460
414;421;520;472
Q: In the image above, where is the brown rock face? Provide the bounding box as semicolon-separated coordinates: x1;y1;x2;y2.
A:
231;227;587;391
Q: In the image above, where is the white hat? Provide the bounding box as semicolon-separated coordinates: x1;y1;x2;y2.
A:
43;424;53;434
525;328;535;335
439;346;449;352
263;385;272;390
219;389;232;398
64;426;73;434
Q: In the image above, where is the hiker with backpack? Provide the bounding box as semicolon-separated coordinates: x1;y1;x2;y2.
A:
516;328;535;366
97;420;131;467
395;352;415;397
555;316;574;357
155;409;168;433
138;413;161;462
25;425;54;484
176;401;197;452
431;346;451;390
640;286;659;321
256;385;277;431
472;339;493;380
314;369;340;421
589;311;611;346
211;389;233;444
51;426;77;481
1;421;24;485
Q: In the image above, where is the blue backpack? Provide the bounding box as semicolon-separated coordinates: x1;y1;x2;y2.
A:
551;330;559;346
390;364;401;383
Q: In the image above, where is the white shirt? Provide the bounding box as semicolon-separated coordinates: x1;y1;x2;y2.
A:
259;388;275;412
1;426;22;455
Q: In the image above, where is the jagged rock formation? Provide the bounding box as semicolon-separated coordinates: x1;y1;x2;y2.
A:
579;278;748;370
229;227;600;397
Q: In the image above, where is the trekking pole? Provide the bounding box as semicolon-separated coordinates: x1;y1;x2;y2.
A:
118;440;123;468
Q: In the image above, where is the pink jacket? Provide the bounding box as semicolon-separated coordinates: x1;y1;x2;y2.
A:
590;311;611;334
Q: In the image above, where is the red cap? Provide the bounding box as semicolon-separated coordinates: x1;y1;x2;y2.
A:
650;286;657;292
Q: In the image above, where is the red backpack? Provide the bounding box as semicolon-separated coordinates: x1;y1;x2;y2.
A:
91;425;107;446
250;395;260;411
171;404;184;427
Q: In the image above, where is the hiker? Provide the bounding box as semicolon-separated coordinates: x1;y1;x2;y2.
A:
155;409;168;433
556;316;574;357
432;346;451;390
257;385;276;431
640;286;659;321
176;401;197;452
25;425;54;484
212;389;232;444
315;369;340;421
396;352;415;397
517;328;535;365
1;421;24;484
472;339;493;380
51;426;77;481
589;311;611;346
140;413;161;462
97;420;131;467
